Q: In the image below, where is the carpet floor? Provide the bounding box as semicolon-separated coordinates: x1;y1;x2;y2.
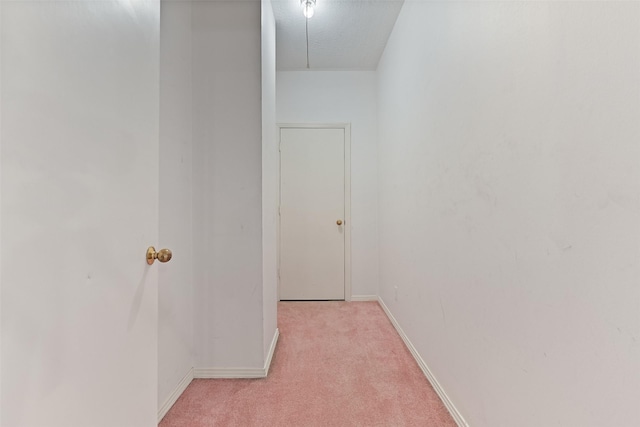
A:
160;301;456;427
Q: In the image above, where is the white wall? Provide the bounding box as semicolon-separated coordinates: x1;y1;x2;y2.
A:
159;0;276;395
159;0;194;412
377;2;640;426
192;1;266;369
0;3;3;422
277;71;379;297
262;0;278;359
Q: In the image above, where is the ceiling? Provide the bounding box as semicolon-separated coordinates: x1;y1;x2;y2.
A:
272;0;405;71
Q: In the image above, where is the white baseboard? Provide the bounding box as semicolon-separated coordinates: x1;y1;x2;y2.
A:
158;367;194;423
157;330;280;419
264;327;280;376
195;328;280;379
377;297;469;427
350;295;379;301
193;367;267;378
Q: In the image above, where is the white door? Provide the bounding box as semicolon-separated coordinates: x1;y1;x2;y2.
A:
279;127;348;300
1;2;160;426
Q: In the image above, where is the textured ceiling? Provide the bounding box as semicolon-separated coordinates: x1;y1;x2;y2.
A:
273;0;405;70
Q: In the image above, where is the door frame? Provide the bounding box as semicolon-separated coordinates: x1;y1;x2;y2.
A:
277;123;352;301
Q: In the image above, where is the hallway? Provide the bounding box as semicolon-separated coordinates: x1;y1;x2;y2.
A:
2;1;638;425
160;302;456;426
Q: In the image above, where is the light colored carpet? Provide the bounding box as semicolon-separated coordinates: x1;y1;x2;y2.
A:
160;301;456;426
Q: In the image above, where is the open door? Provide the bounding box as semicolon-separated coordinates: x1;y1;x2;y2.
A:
1;2;160;426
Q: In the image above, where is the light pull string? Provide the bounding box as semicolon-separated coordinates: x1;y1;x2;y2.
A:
306;16;310;69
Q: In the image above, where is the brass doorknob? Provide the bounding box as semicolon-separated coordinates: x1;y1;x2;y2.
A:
336;219;343;226
146;246;172;265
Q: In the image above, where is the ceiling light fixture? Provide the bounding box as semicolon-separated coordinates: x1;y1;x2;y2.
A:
301;0;316;19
